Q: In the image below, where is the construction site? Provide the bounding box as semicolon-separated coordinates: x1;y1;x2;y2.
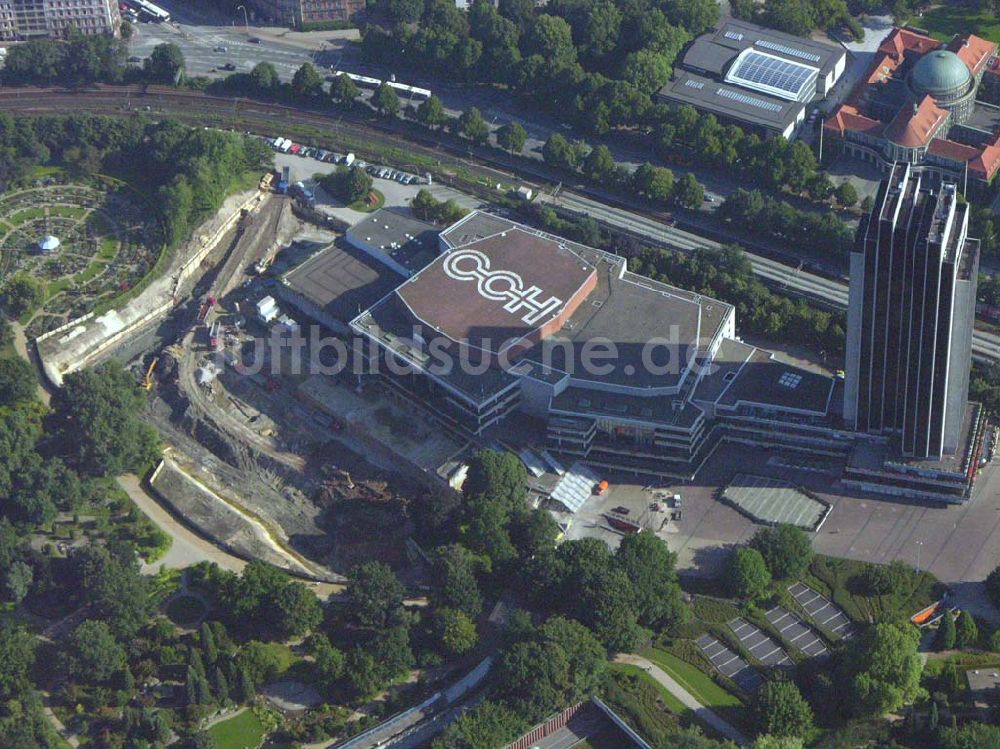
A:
117;174;471;583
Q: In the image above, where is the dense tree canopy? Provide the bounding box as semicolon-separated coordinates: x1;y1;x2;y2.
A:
752;679;813;738
57;360;160;477
845;623;922;716
750;524;814;580
349;560;406;628
145;43;185;83
729;547;772;600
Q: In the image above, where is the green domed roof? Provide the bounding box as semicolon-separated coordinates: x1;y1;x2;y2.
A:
910;50;971;95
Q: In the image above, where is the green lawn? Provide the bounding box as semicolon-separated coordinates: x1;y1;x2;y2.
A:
98;237;119;260
640;648;742;710
207;709;266;749
611;663;690;716
921;5;1000;44
49;206;88;219
7;207;46;225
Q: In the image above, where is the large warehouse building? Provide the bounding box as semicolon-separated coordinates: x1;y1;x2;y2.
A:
657;19;846;139
824;27;1000;195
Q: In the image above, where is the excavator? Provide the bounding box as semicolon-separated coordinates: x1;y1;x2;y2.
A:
143;357;159;391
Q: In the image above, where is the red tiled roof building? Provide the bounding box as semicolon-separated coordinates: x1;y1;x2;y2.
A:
824;27;1000;195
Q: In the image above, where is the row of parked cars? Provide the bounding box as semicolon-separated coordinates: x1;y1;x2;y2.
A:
366;165;420;185
267;137;426;185
268;137;358;165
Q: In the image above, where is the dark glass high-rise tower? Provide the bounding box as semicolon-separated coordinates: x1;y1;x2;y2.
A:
843;162;979;459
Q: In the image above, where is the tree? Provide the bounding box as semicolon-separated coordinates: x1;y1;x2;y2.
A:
463;449;527;512
145;43;184;84
75;544;153;638
616;532;684;629
583;145;616;183
846;622;922;716
292;62;324;98
373;83;401;117
987;565;1000;610
458;107;490;145
311;634;346;694
1;274;44;318
730;547;772;600
431;700;527;749
58;361;160;477
764;0;818;36
939;722;1000;749
249;62;279;91
937;611;956;650
622;49;672;94
218;561;322;639
200;622;218;665
542;132;579;171
752;679;813;738
0;621;36;700
432;544;484;618
956;611;978;650
4;561;32;604
439;608;478;655
497;121;527;155
329;71;360;104
750;524;813;579
63;620;126;684
834;181;858;207
349;560;405;628
523;15;576;65
674;172;704;209
752;738;804;749
860;194;874;214
0;358;36;407
417;95;448;128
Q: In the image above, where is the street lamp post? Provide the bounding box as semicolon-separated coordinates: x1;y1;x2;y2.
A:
236;4;249;32
915;540;924;573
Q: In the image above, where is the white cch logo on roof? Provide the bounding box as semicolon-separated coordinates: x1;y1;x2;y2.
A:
443;249;563;325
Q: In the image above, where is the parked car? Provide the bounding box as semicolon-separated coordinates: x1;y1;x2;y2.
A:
214;46;228;53
221;63;236;71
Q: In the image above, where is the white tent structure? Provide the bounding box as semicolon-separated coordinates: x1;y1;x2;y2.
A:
38;235;60;254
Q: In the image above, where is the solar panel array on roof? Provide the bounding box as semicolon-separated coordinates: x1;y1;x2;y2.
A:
756;39;821;63
724;30;744;41
716;86;783;113
725;49;818;101
685;79;705;89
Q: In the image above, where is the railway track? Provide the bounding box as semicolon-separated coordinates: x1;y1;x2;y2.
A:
5;86;1000;363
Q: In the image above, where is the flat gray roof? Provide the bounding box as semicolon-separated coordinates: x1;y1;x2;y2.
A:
659;71;805;133
282;241;403;323
716;347;834;415
345;208;440;273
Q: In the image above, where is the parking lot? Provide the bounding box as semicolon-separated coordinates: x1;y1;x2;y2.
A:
728;618;793;667
765;606;829;658
788;583;855;640
696;634;763;693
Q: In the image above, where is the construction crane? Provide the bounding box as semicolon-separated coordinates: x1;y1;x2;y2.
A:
143;357;159;391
